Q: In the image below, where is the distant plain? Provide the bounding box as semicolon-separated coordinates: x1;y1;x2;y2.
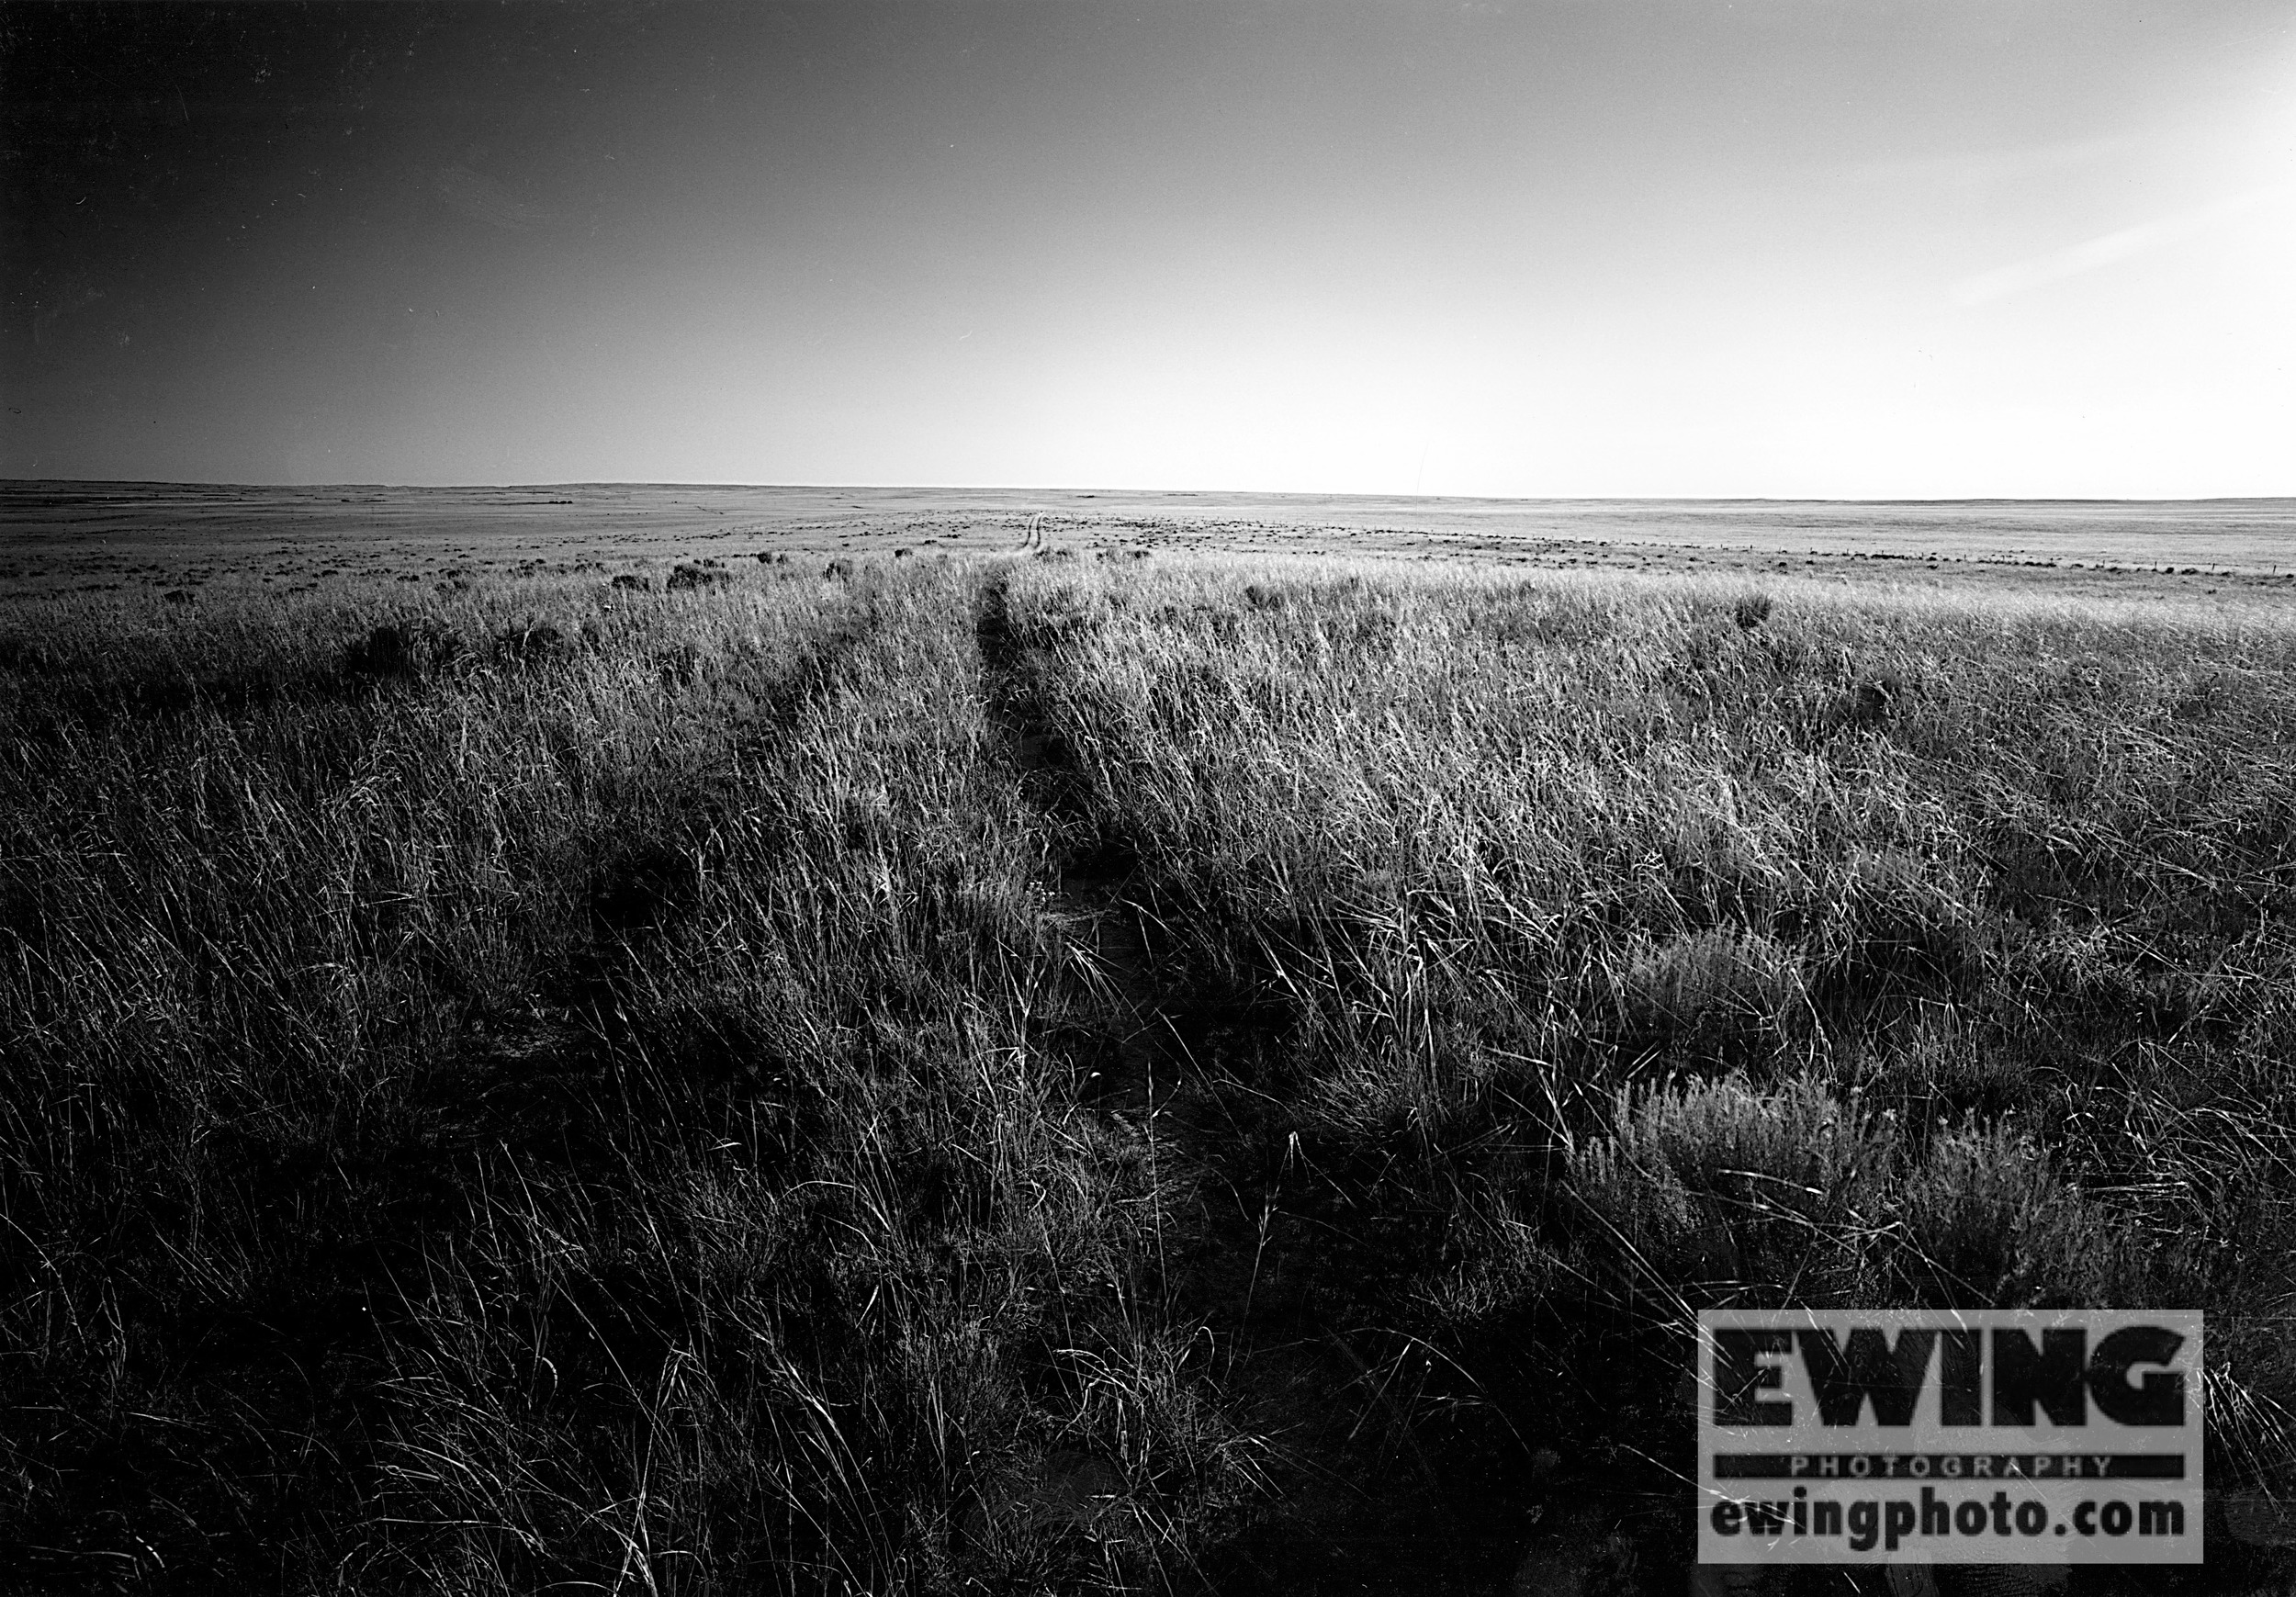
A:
5;481;2292;602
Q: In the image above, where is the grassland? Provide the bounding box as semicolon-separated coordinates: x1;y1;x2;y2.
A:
3;534;2294;1593
7;482;2293;602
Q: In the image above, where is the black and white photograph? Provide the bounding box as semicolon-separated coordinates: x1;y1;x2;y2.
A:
3;2;2293;1591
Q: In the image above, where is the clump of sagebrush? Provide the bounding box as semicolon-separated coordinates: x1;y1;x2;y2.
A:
0;563;1255;1592
1566;1074;2156;1313
1568;1073;1892;1310
987;554;2296;1539
1615;924;1807;1068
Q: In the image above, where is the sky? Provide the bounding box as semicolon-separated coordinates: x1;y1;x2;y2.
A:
4;0;2292;498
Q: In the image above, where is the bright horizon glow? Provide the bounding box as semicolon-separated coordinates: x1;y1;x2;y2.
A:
5;1;2293;499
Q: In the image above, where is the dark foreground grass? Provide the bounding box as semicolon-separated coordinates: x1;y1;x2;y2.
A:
0;564;1255;1592
2;555;2291;1593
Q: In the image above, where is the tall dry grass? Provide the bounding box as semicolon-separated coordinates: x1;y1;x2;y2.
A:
0;563;1255;1592
991;556;2296;1569
5;550;2290;1591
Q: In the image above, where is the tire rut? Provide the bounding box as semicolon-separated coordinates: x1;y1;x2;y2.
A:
975;570;1176;1119
972;569;1554;1595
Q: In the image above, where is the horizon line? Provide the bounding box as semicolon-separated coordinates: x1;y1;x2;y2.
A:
6;478;2292;510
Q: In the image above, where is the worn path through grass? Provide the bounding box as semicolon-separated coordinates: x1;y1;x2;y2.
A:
976;557;1603;1593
